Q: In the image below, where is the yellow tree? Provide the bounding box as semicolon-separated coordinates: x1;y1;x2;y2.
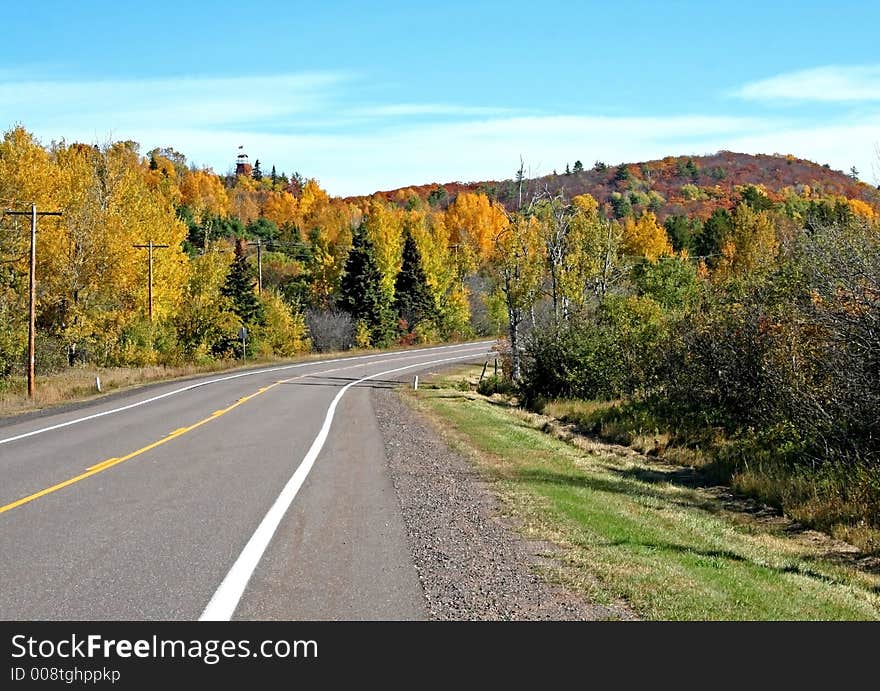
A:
445;191;508;264
560;204;624;310
261;190;299;231
143;151;182;206
406;209;470;336
622;211;673;262
45;141;190;362
491;212;544;379
363;199;405;299
297;178;331;225
180;169;229;221
230;175;260;226
728;204;779;275
0;127;59;374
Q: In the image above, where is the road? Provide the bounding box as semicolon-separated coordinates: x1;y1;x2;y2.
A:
0;341;492;621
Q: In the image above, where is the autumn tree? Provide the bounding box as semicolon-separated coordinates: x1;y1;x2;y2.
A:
622;211;673;262
492;211;544;380
445;191;508;264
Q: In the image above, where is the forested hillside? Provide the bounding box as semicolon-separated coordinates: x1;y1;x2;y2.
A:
363;151;877;221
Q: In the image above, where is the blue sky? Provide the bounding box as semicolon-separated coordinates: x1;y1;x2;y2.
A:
2;0;879;195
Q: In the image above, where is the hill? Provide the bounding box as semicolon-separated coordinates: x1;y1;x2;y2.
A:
352;151;880;220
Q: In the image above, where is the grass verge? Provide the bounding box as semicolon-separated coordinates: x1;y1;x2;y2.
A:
542;398;880;554
409;367;880;620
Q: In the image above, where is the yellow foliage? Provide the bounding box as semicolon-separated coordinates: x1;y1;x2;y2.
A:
364;200;405;298
849;198;875;219
572;193;599;216
298;179;330;220
180;169;229;223
622;212;673;262
256;293;310;356
729;204;778;274
261;190;299;229
445;192;508;262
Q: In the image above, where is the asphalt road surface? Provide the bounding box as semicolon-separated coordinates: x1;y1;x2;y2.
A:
0;341;492;620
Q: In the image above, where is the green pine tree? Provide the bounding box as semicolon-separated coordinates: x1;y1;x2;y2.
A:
393;230;437;332
222;239;265;326
339;222;393;346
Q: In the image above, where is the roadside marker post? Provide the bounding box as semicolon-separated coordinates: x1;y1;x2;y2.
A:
239;326;248;360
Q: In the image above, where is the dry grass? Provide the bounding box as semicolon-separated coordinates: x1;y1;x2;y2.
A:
0;360;261;417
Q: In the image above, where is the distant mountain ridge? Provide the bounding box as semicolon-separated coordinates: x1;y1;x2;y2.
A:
350;151;879;219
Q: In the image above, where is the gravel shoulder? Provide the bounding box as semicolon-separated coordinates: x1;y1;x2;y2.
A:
373;386;632;621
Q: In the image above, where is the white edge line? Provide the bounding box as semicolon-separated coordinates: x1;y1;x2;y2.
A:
198;350;486;621
0;342;493;447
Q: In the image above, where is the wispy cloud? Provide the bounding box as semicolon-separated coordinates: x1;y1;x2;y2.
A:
3;70;879;195
0;72;350;130
733;64;880;102
350;103;517;118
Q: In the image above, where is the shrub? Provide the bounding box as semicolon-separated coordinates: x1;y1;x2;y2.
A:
304;309;355;352
477;374;514;396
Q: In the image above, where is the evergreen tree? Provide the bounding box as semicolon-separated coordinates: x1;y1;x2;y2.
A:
393;230;437;332
271;165;277;185
222;239;264;325
695;208;733;258
565;163;571;175
573;160;584;173
253;159;263;181
339;222;393;346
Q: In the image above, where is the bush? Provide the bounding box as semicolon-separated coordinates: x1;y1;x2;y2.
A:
477;374;514;396
519;296;667;408
304;309;355;352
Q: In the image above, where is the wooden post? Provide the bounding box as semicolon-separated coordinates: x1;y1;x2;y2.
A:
133;241;170;321
4;204;62;398
28;204;36;398
147;240;154;321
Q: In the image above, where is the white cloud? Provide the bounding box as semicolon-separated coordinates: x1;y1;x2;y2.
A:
0;72;349;130
4;71;879;196
350;103;517;118
733;65;880;102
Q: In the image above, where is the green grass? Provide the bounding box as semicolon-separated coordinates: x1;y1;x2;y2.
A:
410;376;880;620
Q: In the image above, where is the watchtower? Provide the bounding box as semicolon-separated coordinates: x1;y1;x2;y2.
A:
235;146;253;177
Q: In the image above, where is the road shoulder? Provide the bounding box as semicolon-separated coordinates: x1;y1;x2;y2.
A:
373;386;631;620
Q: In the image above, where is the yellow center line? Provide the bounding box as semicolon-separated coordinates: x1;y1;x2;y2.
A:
0;359;370;517
0;380;285;516
86;457;119;472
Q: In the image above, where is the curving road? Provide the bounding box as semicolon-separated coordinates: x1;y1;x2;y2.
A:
0;341;492;621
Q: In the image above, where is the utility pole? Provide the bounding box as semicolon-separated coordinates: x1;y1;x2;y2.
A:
247;239;308;295
4;204;62;398
132;240;170;321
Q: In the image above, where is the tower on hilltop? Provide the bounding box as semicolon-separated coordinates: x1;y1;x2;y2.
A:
235;146;253;177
